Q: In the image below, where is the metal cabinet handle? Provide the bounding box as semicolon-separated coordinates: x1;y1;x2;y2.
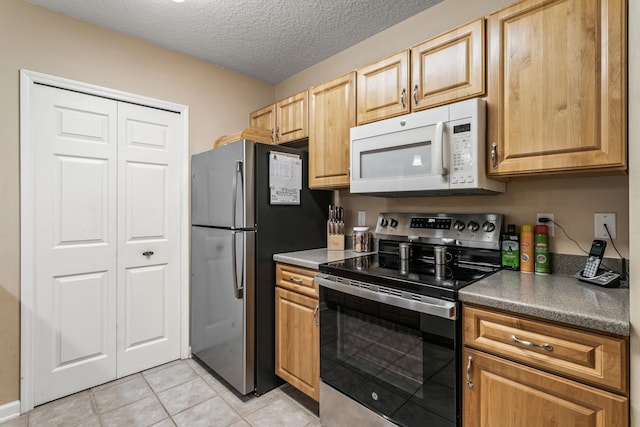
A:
466;355;474;389
270;128;275;144
490;142;498;169
400;88;406;109
313;304;319;327
413;84;419;105
142;251;154;257
289;276;303;284
510;334;553;351
275;127;279;143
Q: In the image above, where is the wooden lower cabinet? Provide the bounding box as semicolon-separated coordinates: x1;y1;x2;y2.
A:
462;348;628;426
275;272;319;401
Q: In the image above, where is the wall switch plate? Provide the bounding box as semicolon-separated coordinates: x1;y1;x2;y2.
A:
536;213;555;237
358;211;366;226
594;213;616;239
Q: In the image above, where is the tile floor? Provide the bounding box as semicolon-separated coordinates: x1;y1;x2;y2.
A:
1;359;320;427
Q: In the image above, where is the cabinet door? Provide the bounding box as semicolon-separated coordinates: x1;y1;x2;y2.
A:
487;0;626;176
411;19;485;110
463;348;628;427
356;50;409;124
309;72;355;189
276;91;308;144
275;286;319;401
249;104;276;143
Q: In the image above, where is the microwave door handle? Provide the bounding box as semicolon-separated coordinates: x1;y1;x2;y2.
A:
433;121;446;176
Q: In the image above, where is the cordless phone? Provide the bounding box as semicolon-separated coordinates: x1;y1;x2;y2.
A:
574;240;621;288
583;240;606;278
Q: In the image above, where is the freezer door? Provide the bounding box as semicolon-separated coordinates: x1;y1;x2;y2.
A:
191;140;255;228
191;226;255;394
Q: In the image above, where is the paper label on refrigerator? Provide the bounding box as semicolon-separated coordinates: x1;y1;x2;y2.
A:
269;151;302;205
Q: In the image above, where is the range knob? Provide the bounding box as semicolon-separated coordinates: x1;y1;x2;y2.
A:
390;218;398;228
482;221;496;232
467;221;480;232
380;217;389;227
453;220;466;231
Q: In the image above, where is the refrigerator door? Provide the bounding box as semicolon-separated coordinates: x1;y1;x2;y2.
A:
191;140;255;229
191;225;255;394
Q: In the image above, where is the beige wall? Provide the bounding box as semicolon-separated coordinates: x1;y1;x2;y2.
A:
0;0;275;405
276;0;630;258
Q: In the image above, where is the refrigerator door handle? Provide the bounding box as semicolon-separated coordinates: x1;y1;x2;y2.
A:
231;230;243;299
232;160;243;229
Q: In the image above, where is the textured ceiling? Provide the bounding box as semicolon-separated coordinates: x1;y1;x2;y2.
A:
25;0;443;83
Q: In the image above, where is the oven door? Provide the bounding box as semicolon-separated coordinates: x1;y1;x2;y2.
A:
350;107;450;195
317;275;460;427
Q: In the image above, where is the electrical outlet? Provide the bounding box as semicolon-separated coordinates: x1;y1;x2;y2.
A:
536;213;555;237
594;213;616;239
358;211;366;226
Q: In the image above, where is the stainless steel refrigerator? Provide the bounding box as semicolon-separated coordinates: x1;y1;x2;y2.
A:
190;139;330;395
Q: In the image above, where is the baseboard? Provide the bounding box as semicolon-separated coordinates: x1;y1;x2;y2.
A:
0;400;20;423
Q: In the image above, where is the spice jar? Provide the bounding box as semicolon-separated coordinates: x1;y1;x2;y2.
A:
353;227;371;252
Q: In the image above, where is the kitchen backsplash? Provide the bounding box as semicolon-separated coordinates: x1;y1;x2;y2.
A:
334;174;629;259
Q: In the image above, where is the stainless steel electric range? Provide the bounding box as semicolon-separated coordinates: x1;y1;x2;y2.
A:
316;212;503;427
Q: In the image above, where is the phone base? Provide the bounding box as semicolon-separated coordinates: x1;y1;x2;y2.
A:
574;269;621;288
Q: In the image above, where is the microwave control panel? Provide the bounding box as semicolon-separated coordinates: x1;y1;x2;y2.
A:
451;122;474;182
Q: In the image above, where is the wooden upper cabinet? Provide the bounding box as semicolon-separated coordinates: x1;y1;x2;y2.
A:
411;18;485;111
249;104;276;143
249;90;308;144
309;72;355;189
487;0;627;177
275;91;308;144
356;50;409;125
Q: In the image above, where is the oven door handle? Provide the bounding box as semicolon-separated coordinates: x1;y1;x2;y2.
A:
315;274;456;320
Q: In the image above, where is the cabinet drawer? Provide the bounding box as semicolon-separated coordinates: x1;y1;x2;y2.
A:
463;304;628;395
275;263;318;298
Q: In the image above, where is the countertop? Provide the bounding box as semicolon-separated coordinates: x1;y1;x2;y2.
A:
273;250;630;336
459;270;629;336
273;248;373;270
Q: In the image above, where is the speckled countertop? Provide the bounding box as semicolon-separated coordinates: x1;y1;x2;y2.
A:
459;270;629;336
273;248;374;270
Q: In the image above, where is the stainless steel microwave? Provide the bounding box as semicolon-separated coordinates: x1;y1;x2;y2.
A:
349;98;505;196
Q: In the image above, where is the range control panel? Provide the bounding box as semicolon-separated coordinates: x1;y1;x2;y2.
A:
375;212;503;250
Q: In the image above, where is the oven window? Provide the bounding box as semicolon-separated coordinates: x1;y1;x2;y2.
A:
360;141;432;179
320;287;457;427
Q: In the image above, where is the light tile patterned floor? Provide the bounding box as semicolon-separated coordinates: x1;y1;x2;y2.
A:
1;359;320;427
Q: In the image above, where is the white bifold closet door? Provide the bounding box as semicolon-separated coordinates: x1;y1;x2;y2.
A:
32;84;181;406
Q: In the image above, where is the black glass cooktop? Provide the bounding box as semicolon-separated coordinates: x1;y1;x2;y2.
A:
319;252;501;300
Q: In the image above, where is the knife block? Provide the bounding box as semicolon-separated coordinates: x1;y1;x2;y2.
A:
327;233;345;251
